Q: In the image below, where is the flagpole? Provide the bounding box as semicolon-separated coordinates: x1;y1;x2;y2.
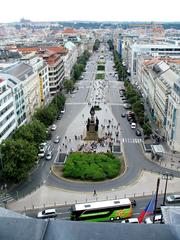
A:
152;177;160;223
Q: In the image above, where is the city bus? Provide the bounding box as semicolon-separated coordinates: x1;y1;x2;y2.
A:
70;198;133;222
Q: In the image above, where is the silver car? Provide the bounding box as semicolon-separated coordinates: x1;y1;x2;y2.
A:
166;194;180;203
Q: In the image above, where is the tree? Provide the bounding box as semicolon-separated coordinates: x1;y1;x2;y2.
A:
93;39;100;51
12;124;34;143
34;106;56;127
63;80;74;93
28;119;47;146
1;139;38;183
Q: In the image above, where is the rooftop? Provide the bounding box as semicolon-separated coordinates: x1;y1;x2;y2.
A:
6;62;34;81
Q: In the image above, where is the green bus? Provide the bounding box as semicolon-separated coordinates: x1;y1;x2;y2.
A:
70;198;133;222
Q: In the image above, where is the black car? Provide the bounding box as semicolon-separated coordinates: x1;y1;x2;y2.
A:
121;113;126;118
136;129;142;136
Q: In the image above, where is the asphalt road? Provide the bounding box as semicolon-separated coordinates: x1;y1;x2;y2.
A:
8;44;180;199
24;194;180;220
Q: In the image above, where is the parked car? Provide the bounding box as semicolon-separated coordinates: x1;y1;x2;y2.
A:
121;97;126;101
144;215;163;224
136;129;142;136
121;218;139;223
123;104;131;109
131;122;136;129
61;108;65;114
57;114;62;120
54;136;60;143
38;142;48;158
121;113;126;118
166;194;180;203
45;151;53;160
51;124;56;131
37;209;57;219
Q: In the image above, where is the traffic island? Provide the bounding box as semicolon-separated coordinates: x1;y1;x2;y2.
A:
62;152;121;181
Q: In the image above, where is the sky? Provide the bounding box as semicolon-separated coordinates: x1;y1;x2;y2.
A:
0;0;180;23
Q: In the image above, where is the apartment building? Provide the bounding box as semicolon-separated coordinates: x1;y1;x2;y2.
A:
138;58;180;151
21;53;50;106
18;46;66;97
122;42;180;81
42;50;64;96
0;73;26;127
0;77;16;143
6;62;40;122
64;41;78;79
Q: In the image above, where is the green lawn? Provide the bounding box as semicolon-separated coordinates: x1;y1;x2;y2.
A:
63;152;121;181
97;65;105;71
96;73;105;80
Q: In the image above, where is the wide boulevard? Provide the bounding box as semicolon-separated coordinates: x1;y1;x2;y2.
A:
7;44;180;202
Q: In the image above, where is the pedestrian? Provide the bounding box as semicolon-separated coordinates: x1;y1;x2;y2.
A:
93;189;97;196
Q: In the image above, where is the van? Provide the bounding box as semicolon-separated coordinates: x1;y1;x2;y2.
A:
37;208;57;219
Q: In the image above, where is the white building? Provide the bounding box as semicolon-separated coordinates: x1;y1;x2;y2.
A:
139;58;180;151
166;77;180;151
123;43;180;82
6;62;40;122
0;77;16;143
64;41;78;79
0;73;26;127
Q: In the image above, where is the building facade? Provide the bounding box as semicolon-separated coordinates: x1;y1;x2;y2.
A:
0;77;16;143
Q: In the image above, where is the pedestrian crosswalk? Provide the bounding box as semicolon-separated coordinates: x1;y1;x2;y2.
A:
0;193;14;205
121;138;143;144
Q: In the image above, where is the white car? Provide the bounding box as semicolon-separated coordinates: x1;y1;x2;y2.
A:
166;194;180;203
45;151;53;160
121;218;139;223
38;143;48;158
144;215;162;224
51;124;56;131
61;108;65;114
37;208;57;219
54;136;60;143
131;122;136;129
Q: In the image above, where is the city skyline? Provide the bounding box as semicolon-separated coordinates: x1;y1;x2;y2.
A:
0;0;180;23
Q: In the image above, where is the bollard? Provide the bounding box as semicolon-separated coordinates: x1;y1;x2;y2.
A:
86;198;87;202
134;193;136;198
65;201;67;205
124;194;126;198
115;195;117;200
75;200;77;204
143;192;145;196
54;202;56;207
32;205;34;209
44;204;45;209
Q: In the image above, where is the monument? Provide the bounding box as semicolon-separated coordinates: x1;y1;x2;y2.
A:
85;106;99;140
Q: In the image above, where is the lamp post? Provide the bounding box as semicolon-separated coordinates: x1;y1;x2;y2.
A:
162;172;173;206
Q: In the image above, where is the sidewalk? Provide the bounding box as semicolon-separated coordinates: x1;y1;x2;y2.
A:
7;170;180;212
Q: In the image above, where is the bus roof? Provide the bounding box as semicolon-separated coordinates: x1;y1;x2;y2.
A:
73;198;131;211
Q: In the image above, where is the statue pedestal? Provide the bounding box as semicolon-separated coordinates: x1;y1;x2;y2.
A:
85;122;99;141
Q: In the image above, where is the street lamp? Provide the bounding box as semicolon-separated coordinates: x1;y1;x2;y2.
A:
162;172;173;206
